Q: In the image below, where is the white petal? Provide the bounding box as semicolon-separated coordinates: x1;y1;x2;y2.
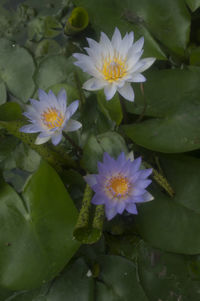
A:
111;27;122;50
136;57;156;73
129;73;146;83
118;83;135;102
86;37;100;50
83;78;106;91
100;32;114;57
126;50;144;70
143;192;154;202
126;151;134;162
51;133;62;145
57;89;67;111
64;119;82;132
73;54;97;76
130;37;144;54
35;135;51;145
104;84;117;101
119;32;134;57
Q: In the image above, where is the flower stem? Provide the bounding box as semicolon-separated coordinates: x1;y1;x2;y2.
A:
74;71;85;106
136;83;147;122
63;132;82;157
119;93;129;123
73;184;104;244
144;161;175;198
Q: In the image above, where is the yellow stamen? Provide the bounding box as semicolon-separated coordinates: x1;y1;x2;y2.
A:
41;107;64;129
101;54;127;83
107;175;129;197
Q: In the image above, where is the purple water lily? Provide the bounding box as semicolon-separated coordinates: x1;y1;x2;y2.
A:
85;152;153;220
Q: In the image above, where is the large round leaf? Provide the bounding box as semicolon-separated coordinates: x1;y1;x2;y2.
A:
123;68;200;153
135;155;200;254
0;161;80;290
96;255;148;301
81;132;128;173
35;55;73;91
186;0;200;11
137;241;200;300
9;258;94;301
74;0;191;57
0;38;35;102
74;0;166;59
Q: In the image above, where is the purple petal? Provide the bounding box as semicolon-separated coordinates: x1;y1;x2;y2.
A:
103;152;117;171
97;161;108;174
105;205;117;220
131;188;146;197
131;157;142;173
48;90;58;105
84;174;97;187
126;203;138;214
91;193;105;205
38;89;49;102
116;152;126;168
57;89;67;110
19;124;41;133
67;100;79;117
133;179;152;189
138;168;153;179
117;202;126;214
51;133;62;145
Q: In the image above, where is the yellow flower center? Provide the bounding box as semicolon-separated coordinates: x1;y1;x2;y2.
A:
107;175;129;197
101;55;127;83
41;107;64;129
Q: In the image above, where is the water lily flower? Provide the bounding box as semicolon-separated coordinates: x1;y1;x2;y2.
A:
85;152;153;220
73;27;155;102
20;89;82;145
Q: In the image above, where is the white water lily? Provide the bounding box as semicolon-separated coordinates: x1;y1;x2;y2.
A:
73;27;155;102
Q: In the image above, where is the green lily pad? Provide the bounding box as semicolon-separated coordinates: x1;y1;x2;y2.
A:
136;155;200;254
36;55;73;91
0;161;80;290
0;38;35;102
186;0;200;11
97;90;123;126
74;0;190;58
137;240;200;300
123;68;200;153
96;255;148;301
81;132;128;173
74;0;166;59
0;81;7;104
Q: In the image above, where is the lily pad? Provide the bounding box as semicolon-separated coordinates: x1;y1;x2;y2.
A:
0;161;79;290
0;38;35;102
123;68;200;153
135;155;200;254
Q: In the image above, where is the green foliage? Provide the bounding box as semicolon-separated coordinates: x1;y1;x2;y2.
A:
1;0;200;299
0;39;35;102
123;68;200;153
0;161;79;290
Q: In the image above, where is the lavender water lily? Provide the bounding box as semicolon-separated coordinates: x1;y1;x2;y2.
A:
85;152;153;220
